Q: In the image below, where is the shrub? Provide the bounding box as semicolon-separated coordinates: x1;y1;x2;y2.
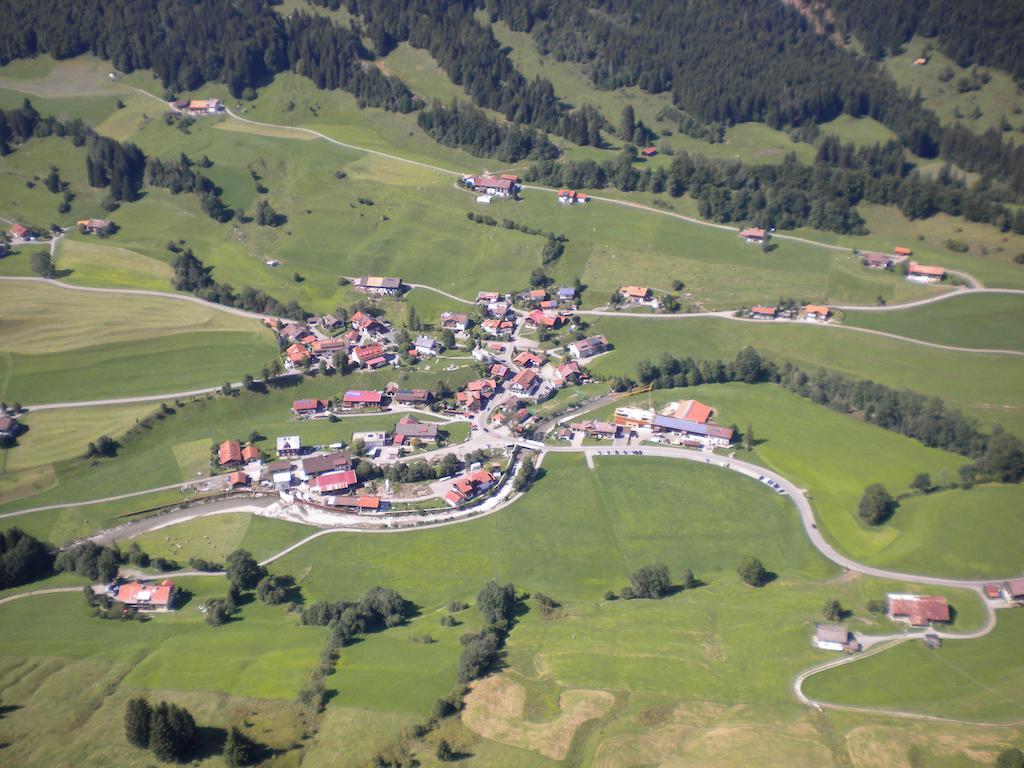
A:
737;556;769;587
859;484;896;525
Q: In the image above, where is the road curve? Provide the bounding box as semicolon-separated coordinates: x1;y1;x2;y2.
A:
0;481;193;520
0;586;83;606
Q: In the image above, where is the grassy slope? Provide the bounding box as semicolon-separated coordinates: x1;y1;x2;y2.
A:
804;609;1024;722
587;316;1024;437
0;281;277;403
841;292;1024;352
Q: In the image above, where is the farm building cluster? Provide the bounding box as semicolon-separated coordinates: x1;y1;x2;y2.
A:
607;399;735;449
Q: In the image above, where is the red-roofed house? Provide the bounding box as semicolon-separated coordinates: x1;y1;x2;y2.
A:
907;262;946;283
444;470;495;506
351;343;385;366
803;304;831;322
292;398;329;416
315;469;358;493
887;594;950;626
490;363;511;380
894;246;913;256
286;343;310;365
554;361;582;385
509;369;540;395
513;350;545;368
641;146;658;157
558;189;580;204
242;444;261;462
750;306;777;319
342;390;383;409
117;580;176;610
228;471;249;488
218;440;242;466
9;223;35;240
738;227;767;243
482;318;515;336
312;338;349;355
672;400;713;423
525;310;564;330
619;286;652;303
440;312;470;332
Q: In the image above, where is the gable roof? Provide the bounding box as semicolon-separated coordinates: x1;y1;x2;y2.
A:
218;440;242;464
314;469;358;492
343;390;383;404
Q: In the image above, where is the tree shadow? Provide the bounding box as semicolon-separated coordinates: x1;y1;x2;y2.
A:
0;704;22;719
268;374;304;390
53;268;74;279
947;605;959;626
760;570;779;586
174;589;194;610
192;725;227;761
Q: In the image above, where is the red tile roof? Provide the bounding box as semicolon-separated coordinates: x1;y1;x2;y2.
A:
117;581;174;607
218;440;242;465
889;595;950;625
894;246;912;256
242;444;260;462
315;469;357;492
343;390;383;404
908;261;946;277
293;398;328;412
228;471;248;486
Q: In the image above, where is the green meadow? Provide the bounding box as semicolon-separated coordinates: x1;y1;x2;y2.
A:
587;316;1024;437
842;292;1024;352
804;609;1024;723
0;281;278;403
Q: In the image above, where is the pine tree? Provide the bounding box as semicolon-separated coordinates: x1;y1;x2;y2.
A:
148;703;177;761
619;105;635;141
223;726;257;767
124;698;152;749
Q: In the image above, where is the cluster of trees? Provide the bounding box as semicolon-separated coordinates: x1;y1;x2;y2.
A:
618;563;697;599
631;346;771;393
170;247;307;320
859;484;898;525
512;455;535;492
124;699;197;763
300;586;408;642
528;141;1023;234
458;580;518;683
0;528;55;589
737;556;770;587
146;154;232;222
418;100;558;163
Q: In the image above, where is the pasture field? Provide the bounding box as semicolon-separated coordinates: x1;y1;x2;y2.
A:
841;292;1024;352
585;383;1016;577
881;36;1024;136
55;237;175;291
0;367;475;523
0;281;278;403
803;609;1024;723
587;316;1024;437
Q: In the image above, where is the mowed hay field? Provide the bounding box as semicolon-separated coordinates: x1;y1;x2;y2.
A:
841;292;1024;352
804;609;1024;723
0;281;277;403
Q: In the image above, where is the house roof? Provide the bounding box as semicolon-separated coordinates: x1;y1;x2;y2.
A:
393;388;430;402
242;444;260;461
894;246;912;255
513;351;544;367
441;312;469;325
228;471;248;486
354;343;384;360
117;581;174;607
315;469;357;492
301;452;351;476
77;218;109;228
1003;578;1024;598
286;343;310;362
804;304;831;316
909;261;946;277
276;435;301;452
888;594;950;624
620;285;650;298
312;339;348;353
356;496;381;509
557;287;576;298
510;369;538;389
739;227;766;238
815;624;849;644
395;416;438;439
472;175;515;191
751;305;777;315
674;400;713;423
355;276;402;289
9;223;31;237
641;146;658;155
218;440;242;465
343;390;383;404
0;416;15;431
293;398;327;411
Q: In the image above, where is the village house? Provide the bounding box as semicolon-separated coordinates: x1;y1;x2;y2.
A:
803;304;831;322
391;388;432;406
292;398;330;417
650;415;735;447
350;343;387;368
279;322;307;342
286;343;310;366
265;460;293;489
738;227;767;244
489;363;511;380
750;305;778;319
76;218;110;234
321;313;344;330
0;415;18;438
813;624;856;652
568;335;608;360
619;285;652;303
218;439;243;467
907;262;946;284
297;451;352;481
228;471;249;488
887;594;950;626
557;287;577;304
525;309;565;331
242;444;261;463
314;469;358;494
353;276;404;295
513;350;545;368
614;407;654;429
116;580;177;611
485;300;513;318
342;390;384;410
557;189;581;204
665;399;714;423
861;252;893;270
325;495;384;511
444;469;496;506
352;431;389;450
482;318;516;336
476;291;501;304
508;368;540;396
9;223;36;240
311;338;349;357
184;98;222;115
570;420;620;440
440;312;470;332
641;146;658;158
277;435;302;457
465;174;520;198
554;361;583;385
393;415;439;445
999;579;1024;604
414;336;439;356
893;246;913;257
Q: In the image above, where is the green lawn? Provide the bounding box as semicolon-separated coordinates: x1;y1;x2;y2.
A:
803;609;1024;723
0;281;277;403
842;292;1024;352
587;316;1024;438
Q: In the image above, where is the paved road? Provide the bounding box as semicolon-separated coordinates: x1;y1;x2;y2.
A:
830;286;1024;311
0;481;194;520
0;586;83;606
